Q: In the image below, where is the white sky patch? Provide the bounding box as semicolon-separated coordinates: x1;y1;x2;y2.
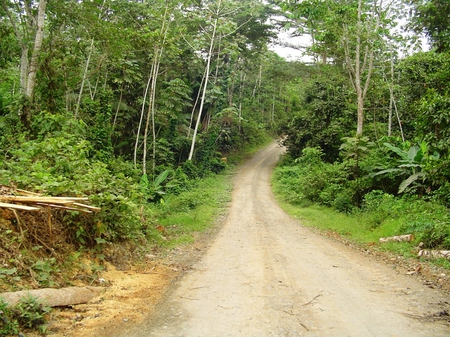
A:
270;28;314;62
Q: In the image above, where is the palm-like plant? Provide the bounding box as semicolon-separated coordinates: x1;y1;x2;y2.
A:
371;141;439;193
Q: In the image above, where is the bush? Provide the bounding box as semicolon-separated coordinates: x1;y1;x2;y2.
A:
274;147;352;208
0;130;153;245
0;295;50;336
359;191;403;229
402;220;450;249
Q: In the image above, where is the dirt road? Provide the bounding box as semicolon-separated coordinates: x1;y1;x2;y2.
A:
114;142;449;337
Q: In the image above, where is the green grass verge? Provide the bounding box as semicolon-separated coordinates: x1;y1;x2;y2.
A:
271;175;420;259
148;172;233;249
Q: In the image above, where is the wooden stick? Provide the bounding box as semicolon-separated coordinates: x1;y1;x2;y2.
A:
302;294;322;306
0;196;74;205
72;202;101;211
0;202;40;211
16;188;42;196
11;209;25;248
47;206;52;242
35;203;93;213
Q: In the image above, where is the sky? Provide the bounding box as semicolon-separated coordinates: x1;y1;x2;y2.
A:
270;29;315;62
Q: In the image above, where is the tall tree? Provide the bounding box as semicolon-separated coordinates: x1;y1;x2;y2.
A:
1;0;47;122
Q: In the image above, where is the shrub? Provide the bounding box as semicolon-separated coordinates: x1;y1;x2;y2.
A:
0;295;50;336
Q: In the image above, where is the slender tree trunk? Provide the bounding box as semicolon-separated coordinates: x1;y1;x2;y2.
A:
238;71;245;133
355;0;363;136
393;99;405;142
134;72;153;169
1;0;46;123
252;64;262;98
188;70;206;138
345;0;380;136
26;0;46;99
388;46;394;137
20;47;29;95
112;87;123;132
141;3;170;175
74;0;106;117
75;39;94;118
188;0;221;161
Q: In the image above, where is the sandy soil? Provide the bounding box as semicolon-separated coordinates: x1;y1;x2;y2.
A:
48;142;450;337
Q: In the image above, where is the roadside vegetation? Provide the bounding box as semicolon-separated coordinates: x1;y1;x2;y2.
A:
273;0;450;269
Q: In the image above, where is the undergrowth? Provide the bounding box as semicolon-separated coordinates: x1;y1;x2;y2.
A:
145;172;233;249
0;295;50;336
272;147;450;267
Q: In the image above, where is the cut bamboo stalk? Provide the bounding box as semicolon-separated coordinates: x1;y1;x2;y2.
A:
0;202;40;211
35;203;93;213
16;188;42;196
51;197;89;201
72;202;101;211
0;196;76;205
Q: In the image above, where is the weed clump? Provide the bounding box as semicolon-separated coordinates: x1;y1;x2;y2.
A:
0;295;51;336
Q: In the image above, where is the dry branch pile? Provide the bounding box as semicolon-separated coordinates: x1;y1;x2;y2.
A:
0;185;100;213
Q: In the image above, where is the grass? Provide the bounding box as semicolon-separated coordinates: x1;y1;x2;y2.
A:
149;172;233;249
271;173;423;259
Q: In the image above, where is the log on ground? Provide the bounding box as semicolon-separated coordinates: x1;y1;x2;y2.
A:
379;234;414;243
0;286;104;307
418;249;450;260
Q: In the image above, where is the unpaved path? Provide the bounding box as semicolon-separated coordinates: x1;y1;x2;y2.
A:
112;142;450;337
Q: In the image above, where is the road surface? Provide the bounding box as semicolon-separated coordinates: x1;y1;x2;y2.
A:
116;142;450;337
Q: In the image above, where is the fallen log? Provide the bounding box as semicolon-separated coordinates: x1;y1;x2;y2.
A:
379;234;414;243
0;286;104;307
418;249;450;260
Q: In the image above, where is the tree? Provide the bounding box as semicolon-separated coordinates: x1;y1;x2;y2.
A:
280;0;402;136
409;0;450;52
1;0;47;123
281;65;355;162
343;0;383;136
187;0;271;161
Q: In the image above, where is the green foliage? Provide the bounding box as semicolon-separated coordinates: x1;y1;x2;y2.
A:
403;220;450;249
139;170;174;202
32;258;59;287
30;111;86;140
410;0;450;52
14;295;50;331
83;92;114;161
0;299;19;336
149;173;232;248
0;295;50;336
274;143;450;250
369;141;436;193
273;147;354;210
281;66;354;162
